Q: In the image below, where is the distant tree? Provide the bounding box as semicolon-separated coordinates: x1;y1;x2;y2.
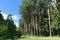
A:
0;10;8;40
6;14;16;39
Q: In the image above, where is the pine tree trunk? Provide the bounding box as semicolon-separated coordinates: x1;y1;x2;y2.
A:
28;22;30;35
24;23;26;35
32;15;35;36
39;13;41;36
35;15;38;36
31;16;33;35
47;5;52;37
46;0;52;37
25;21;27;35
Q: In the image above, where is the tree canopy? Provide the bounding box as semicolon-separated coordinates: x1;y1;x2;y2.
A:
20;0;60;36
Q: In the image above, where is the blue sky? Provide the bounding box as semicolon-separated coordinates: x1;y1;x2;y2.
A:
0;0;23;27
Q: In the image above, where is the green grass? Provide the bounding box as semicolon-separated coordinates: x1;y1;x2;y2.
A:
18;36;60;40
3;36;60;40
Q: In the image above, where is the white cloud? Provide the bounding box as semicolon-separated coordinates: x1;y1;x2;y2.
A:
1;12;19;20
12;15;19;20
1;12;8;19
12;15;19;27
15;23;19;27
1;12;19;27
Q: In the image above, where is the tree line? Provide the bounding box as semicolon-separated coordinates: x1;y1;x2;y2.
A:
19;0;60;37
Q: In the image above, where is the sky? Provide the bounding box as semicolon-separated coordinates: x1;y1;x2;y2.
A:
0;0;23;27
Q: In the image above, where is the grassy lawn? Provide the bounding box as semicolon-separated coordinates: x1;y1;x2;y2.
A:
17;36;60;40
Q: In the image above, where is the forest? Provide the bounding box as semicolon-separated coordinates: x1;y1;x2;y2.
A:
20;0;60;37
0;0;60;40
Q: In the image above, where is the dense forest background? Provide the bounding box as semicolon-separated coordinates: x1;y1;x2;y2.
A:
19;0;60;37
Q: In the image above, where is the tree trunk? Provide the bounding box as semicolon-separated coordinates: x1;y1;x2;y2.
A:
24;23;26;35
31;16;33;35
28;22;31;35
32;15;35;36
46;0;52;37
35;15;38;36
47;5;52;37
24;21;28;35
38;13;41;36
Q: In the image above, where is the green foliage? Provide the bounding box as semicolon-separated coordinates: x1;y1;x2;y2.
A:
19;0;60;36
15;28;22;38
0;12;21;40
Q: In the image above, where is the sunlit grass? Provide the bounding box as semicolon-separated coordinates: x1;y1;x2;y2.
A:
18;35;60;40
1;36;60;40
